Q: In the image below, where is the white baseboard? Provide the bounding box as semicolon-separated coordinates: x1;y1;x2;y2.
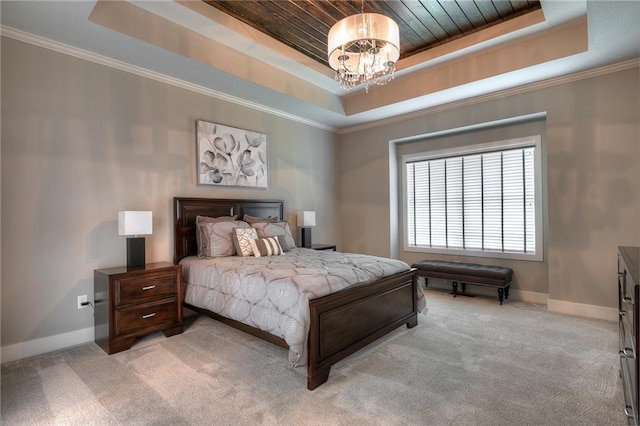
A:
424;281;547;304
423;280;616;321
507;288;548;305
1;327;95;364
547;298;618;322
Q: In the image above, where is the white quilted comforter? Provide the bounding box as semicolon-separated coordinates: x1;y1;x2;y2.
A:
180;248;426;365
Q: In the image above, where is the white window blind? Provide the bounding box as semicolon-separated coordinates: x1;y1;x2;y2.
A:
405;139;539;259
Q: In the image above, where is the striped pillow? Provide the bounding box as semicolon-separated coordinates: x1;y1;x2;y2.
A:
250;237;283;257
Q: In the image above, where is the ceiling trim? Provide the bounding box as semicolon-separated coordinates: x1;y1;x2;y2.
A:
90;0;343;116
175;0;332;81
101;0;563;117
3;24;637;137
342;15;588;116
0;25;336;132
338;58;640;134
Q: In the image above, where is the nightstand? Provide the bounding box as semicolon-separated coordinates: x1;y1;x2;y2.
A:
94;262;183;354
311;244;337;251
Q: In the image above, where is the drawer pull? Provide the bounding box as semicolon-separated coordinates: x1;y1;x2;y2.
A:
618;272;625;277
620;347;636;359
623;296;634;305
142;285;156;291
620;309;627;316
142;313;156;319
624;405;635;418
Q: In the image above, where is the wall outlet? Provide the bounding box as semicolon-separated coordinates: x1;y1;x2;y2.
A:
77;294;88;309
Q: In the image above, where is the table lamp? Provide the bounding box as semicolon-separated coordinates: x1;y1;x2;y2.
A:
297;211;316;248
118;211;152;268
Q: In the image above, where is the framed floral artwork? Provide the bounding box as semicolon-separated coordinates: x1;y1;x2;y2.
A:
196;120;268;188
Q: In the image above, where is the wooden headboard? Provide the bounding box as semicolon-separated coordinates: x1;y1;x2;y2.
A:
173;197;284;264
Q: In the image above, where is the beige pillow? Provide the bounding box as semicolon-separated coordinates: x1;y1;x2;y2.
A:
203;220;248;257
232;227;258;257
250;221;296;251
243;214;279;224
196;215;237;258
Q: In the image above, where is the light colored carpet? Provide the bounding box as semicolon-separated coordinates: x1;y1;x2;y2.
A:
1;289;625;425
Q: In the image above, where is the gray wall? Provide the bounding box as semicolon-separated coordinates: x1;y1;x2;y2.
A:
339;67;640;309
0;38;339;347
2;36;638;352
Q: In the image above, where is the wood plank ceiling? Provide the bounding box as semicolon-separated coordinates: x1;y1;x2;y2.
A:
203;0;542;68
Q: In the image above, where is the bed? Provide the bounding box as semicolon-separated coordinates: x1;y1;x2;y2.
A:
173;197;425;389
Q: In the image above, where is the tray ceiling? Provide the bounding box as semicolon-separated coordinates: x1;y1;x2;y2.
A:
204;0;542;68
2;1;638;129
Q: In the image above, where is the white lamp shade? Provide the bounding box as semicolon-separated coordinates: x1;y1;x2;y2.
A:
327;13;400;71
118;211;152;236
297;211;316;227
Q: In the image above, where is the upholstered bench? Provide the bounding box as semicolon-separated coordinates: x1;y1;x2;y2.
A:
411;260;513;305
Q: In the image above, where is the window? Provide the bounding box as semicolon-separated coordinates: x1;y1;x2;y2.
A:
403;136;542;261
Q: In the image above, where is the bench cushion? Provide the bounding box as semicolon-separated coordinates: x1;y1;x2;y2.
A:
411;260;512;287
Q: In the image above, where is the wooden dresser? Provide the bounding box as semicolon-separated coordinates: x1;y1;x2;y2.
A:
619;246;640;425
94;262;183;354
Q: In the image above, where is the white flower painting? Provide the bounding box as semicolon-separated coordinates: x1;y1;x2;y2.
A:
196;120;268;188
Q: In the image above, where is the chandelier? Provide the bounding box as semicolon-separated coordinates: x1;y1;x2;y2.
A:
327;7;400;93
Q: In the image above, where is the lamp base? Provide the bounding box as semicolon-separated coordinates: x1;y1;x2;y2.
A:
300;227;312;248
126;237;146;268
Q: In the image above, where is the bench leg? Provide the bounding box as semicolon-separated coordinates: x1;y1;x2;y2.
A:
424;277;429;288
452;281;458;298
461;282;466;294
498;288;504;305
505;286;510;300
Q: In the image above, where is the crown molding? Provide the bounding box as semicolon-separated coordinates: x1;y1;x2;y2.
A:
0;25;336;132
3;25;637;136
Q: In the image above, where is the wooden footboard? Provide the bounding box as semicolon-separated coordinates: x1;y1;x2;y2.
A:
307;269;418;390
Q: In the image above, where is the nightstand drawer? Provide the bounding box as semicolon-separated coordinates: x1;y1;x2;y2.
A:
115;299;178;336
115;271;177;306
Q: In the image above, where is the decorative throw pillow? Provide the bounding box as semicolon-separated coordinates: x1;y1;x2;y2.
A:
251;221;296;251
250;237;284;257
232;227;258;257
196;215;237;258
243;214;279;224
276;235;289;251
204;220;248;257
